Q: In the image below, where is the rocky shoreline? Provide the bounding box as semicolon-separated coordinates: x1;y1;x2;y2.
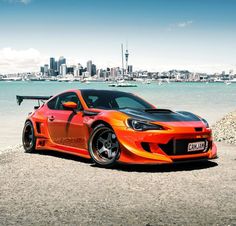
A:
212;111;236;145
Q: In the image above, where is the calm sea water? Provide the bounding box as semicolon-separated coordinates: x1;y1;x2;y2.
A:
0;81;235;150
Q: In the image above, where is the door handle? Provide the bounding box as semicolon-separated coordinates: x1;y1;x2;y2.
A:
48;116;55;121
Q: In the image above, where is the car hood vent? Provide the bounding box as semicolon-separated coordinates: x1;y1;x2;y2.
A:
144;109;173;113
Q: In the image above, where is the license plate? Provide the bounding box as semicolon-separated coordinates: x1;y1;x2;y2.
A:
188;141;205;152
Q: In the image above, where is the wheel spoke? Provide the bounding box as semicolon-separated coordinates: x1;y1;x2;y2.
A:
98;137;106;144
107;149;112;158
98;146;106;154
111;151;117;158
111;142;118;149
107;133;112;141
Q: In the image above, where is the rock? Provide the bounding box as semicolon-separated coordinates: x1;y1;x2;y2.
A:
212;111;236;145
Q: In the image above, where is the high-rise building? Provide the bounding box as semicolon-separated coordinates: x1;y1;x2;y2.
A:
49;57;55;76
110;67;120;78
58;56;66;72
77;63;83;76
50;57;55;70
74;67;79;77
54;61;58;75
40;66;44;74
60;64;67;76
97;69;102;78
67;65;75;75
87;60;92;76
44;64;49;76
91;64;96;76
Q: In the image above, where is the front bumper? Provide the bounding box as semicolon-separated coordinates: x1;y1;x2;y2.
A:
114;126;218;164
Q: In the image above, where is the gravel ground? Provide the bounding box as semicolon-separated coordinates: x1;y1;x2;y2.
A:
0;142;235;226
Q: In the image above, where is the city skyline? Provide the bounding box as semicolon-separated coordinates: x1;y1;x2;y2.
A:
0;0;236;74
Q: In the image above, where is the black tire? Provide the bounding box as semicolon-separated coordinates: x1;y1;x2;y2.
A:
22;121;36;153
88;124;120;167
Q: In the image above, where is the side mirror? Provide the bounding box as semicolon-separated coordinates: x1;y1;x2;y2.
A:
62;101;78;110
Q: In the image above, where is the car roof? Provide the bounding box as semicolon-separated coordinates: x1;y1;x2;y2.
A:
79;89;130;93
78;89;133;95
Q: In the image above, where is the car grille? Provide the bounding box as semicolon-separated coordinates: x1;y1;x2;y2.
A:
159;139;212;156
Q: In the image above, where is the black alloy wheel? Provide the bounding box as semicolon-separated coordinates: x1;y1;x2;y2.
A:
88;125;120;167
22;121;36;153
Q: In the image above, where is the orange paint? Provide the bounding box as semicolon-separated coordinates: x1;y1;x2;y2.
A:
24;89;217;165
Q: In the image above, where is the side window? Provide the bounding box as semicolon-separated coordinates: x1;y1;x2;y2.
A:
47;97;58;110
56;92;82;110
47;92;82;110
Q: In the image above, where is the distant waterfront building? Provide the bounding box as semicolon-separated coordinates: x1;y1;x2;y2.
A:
78;63;82;69
110;68;115;79
83;71;90;78
97;69;104;78
78;63;83;76
50;57;55;70
67;65;75;75
49;57;56;76
60;64;67;76
44;64;49;76
91;64;96;76
49;57;58;76
54;61;58;75
87;60;92;76
229;69;234;79
40;66;44;75
110;67;120;79
74;67;79;77
58;56;66;72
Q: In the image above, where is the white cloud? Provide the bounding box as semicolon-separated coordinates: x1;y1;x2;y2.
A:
3;0;31;4
168;20;193;31
0;48;45;74
177;20;193;28
19;0;31;4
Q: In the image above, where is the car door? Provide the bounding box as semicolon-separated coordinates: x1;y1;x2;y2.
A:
46;92;89;150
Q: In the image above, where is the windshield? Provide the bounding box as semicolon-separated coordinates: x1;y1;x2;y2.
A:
81;90;154;110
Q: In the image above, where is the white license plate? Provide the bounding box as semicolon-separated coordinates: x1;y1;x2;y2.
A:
188;141;205;152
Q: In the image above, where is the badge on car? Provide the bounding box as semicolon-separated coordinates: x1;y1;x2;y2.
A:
188;141;205;152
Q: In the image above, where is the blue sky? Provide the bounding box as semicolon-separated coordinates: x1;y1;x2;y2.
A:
0;0;236;73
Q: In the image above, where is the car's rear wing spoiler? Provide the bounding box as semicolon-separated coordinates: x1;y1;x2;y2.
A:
16;95;52;106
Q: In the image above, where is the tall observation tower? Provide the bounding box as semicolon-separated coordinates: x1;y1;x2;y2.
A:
125;48;129;73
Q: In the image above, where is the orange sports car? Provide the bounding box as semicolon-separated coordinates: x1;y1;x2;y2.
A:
17;89;217;167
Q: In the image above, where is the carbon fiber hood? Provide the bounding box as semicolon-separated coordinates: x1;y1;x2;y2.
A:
119;108;201;122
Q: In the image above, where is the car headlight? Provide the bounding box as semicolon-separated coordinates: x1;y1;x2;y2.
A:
127;118;164;131
202;118;209;128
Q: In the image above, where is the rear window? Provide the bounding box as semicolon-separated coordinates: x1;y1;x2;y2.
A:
47;97;57;110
